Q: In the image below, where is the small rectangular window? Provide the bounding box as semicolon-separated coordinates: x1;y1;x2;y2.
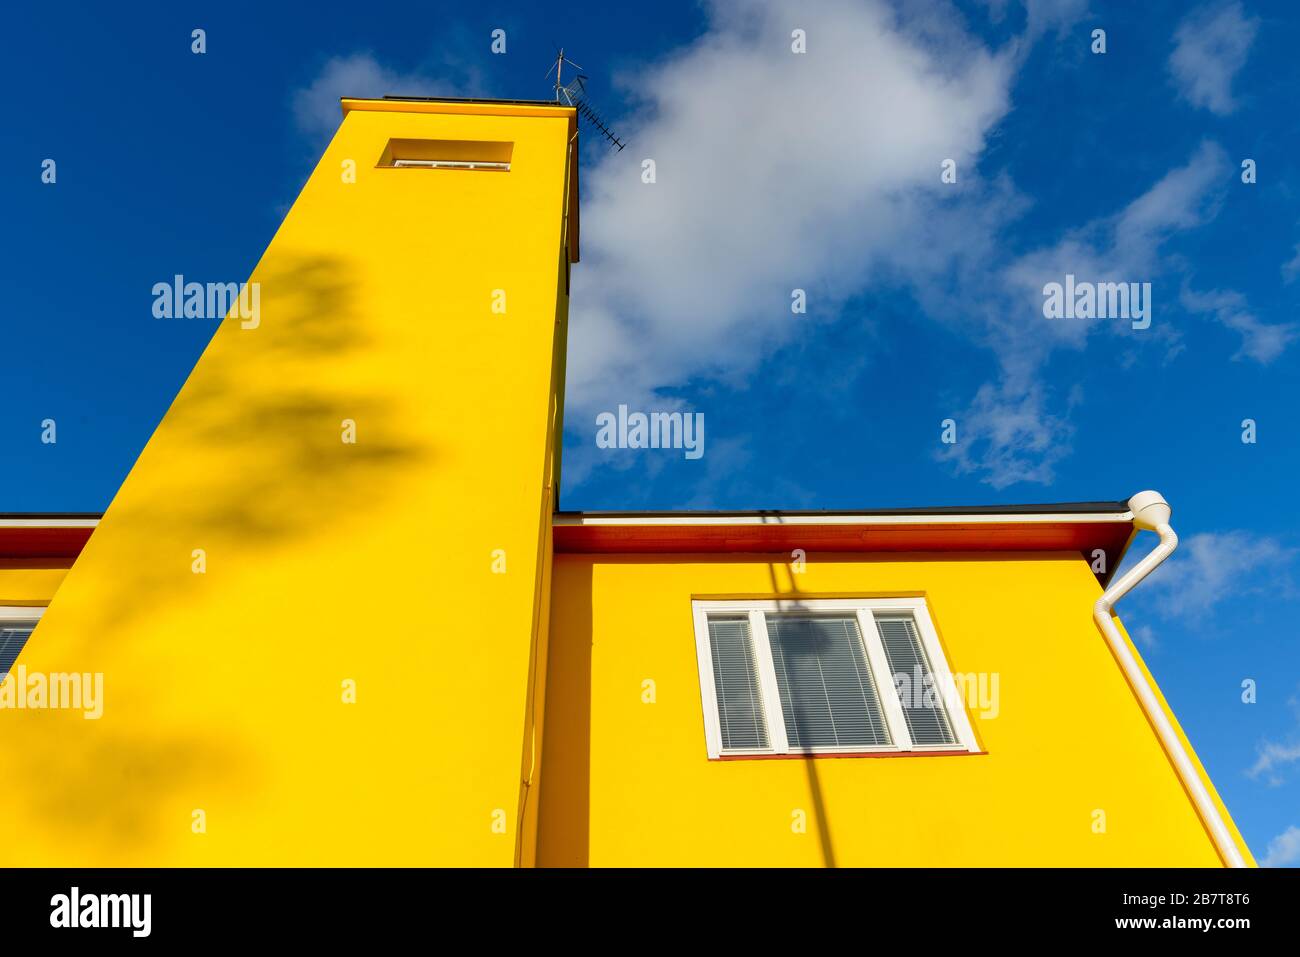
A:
0;625;37;680
378;138;513;171
691;599;979;758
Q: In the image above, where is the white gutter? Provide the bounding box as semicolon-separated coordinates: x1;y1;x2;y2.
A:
1094;490;1247;868
0;517;99;528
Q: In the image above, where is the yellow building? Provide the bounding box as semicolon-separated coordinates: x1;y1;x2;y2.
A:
0;98;1253;868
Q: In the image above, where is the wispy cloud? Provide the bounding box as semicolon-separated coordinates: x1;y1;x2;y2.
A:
941;142;1239;486
291;52;484;141
976;0;1090;38
1248;741;1300;787
680;434;818;510
1282;244;1300;284
1168;2;1259;116
937;379;1078;489
1142;530;1295;621
1259;825;1300;867
1245;684;1300;789
1180;285;1298;363
1131;624;1157;649
1023;0;1091;39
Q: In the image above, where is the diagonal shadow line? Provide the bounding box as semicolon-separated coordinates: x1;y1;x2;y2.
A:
760;512;837;868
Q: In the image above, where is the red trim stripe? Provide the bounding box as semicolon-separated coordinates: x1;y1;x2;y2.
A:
554;520;1132;561
0;527;95;559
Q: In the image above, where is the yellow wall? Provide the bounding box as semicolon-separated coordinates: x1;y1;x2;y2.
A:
0;561;73;605
537;551;1254;867
0;100;575;865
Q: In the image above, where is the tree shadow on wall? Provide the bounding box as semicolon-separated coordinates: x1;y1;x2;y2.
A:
759;514;839;869
4;253;432;861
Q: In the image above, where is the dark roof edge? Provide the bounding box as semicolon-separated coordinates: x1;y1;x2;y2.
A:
377;95;569;107
0;513;103;520
2;502;1130;522
556;501;1131;519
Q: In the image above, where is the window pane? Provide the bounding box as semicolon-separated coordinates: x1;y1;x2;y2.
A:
766;616;891;749
876;616;957;746
0;626;35;680
707;617;769;750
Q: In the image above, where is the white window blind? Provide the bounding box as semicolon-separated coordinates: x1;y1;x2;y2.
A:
706;617;769;750
766;616;891;749
0;626;35;680
876;616;957;746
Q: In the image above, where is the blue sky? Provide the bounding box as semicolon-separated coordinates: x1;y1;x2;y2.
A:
3;0;1298;864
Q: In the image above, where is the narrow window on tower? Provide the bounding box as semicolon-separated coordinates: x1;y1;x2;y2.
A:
377;139;514;171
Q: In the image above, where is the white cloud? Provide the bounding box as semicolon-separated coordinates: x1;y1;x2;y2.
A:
1248;741;1300;787
1109;143;1229;263
568;0;1018;421
1142;530;1294;621
1004;141;1228;323
292;53;481;140
1246;682;1300;792
1023;0;1091;39
290;7;1279;496
567;0;1276;491
1282;244;1300;284
998;142;1227;326
1168;2;1259;116
940;142;1238;486
1131;624;1157;649
1180;285;1298;364
976;0;1089;37
936;378;1077;489
565;0;1112;492
1259;825;1300;867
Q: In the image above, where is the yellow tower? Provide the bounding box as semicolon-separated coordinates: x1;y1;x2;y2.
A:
0;98;578;866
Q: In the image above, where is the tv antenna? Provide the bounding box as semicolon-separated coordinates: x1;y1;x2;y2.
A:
545;48;626;152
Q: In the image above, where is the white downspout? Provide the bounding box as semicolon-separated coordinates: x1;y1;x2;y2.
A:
1093;490;1247;868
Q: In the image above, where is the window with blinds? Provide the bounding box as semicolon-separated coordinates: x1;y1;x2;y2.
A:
876;616;957;746
706;617;769;750
766;616;890;749
692;599;976;758
0;626;35;680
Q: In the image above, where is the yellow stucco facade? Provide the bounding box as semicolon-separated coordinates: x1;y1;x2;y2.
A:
0;99;575;866
0;562;73;606
0;99;1251;868
537;552;1253;866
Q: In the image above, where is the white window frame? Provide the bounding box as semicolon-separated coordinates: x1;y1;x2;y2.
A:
0;606;44;626
390;159;511;171
692;598;980;759
0;606;44;675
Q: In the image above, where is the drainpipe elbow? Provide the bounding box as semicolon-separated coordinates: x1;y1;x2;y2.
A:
1093;490;1247;867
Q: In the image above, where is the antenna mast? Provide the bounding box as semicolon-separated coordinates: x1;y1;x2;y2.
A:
545;48;626;152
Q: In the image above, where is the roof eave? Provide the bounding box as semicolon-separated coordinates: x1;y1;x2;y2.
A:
552;505;1137;584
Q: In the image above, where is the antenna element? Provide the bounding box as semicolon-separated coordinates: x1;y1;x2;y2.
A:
546;48;626;152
